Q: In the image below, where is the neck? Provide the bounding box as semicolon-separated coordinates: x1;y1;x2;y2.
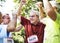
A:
1;22;8;25
33;21;39;25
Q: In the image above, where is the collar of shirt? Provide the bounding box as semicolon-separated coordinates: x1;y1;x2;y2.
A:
31;22;40;26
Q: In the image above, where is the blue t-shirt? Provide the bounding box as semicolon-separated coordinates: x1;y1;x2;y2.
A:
0;25;10;43
0;38;3;43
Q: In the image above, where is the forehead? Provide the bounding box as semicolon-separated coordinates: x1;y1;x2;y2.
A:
30;12;36;16
30;11;38;16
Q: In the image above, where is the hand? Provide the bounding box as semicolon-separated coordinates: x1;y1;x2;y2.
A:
36;2;43;8
21;0;26;5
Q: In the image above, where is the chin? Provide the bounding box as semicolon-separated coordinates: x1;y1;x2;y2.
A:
30;21;35;24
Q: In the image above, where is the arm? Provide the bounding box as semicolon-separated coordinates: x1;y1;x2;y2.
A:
17;0;29;26
7;14;23;32
7;0;26;32
39;7;46;19
36;2;46;20
43;0;57;21
7;14;17;32
17;0;26;16
13;25;23;32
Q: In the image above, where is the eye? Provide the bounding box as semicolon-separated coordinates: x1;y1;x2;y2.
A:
3;18;10;19
29;16;35;17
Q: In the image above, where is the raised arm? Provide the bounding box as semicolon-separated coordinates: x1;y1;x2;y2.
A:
17;0;26;16
36;2;46;20
7;13;17;32
43;0;57;21
13;24;23;32
7;13;23;32
7;0;26;32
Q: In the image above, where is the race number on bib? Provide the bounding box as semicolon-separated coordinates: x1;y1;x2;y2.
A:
27;35;38;43
0;25;7;38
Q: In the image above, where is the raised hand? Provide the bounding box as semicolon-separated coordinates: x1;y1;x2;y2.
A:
21;0;26;5
36;2;43;8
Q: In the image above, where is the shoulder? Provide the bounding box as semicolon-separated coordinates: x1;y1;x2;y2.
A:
39;22;46;27
40;17;48;24
21;16;30;21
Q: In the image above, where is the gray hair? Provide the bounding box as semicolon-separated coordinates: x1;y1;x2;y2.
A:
30;9;39;16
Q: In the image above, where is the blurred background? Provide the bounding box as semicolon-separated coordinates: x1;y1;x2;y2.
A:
0;0;60;43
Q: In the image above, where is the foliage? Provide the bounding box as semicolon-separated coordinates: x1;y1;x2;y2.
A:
12;27;25;43
0;0;60;43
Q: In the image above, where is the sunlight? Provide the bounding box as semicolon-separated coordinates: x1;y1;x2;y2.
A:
0;0;15;14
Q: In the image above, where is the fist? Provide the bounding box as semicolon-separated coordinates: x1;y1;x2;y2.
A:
21;0;26;5
36;2;43;8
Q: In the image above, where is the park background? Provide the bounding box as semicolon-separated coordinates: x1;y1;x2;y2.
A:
0;0;60;43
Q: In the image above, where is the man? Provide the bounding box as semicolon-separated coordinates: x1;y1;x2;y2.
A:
8;0;46;43
36;0;60;43
17;0;46;43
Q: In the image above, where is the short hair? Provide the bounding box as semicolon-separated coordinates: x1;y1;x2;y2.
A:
30;9;39;16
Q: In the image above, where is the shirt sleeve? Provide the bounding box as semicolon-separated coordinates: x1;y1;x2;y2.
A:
21;16;30;26
0;25;7;38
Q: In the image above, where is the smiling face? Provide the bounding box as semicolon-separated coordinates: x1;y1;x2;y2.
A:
29;10;39;25
2;14;10;24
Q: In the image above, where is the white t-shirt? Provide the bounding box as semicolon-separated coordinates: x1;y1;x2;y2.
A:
0;25;7;38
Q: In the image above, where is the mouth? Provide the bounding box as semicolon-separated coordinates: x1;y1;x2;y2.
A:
30;19;34;21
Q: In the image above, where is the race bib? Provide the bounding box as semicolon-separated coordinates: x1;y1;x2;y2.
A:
4;38;14;43
0;25;7;38
27;35;38;43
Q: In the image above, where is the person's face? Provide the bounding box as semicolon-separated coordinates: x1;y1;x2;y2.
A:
2;15;10;24
29;12;39;24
